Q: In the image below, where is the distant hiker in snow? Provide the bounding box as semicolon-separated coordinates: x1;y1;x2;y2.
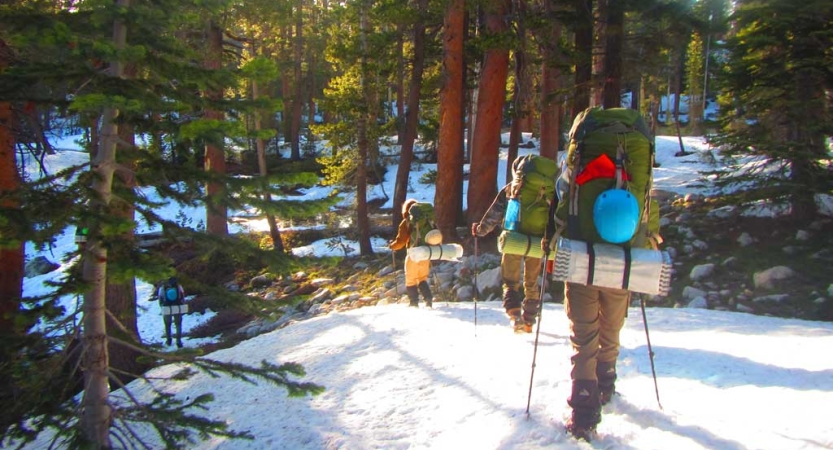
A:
472;154;557;333
157;277;186;348
389;199;436;308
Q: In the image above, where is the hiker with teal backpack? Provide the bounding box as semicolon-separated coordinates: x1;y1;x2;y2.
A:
472;154;558;333
157;277;187;348
543;107;663;441
389;199;437;308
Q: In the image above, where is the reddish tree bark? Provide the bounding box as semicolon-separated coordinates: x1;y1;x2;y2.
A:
0;39;23;333
572;0;593;118
467;0;511;225
601;1;623;108
435;0;466;239
539;22;564;159
590;0;607;107
204;22;228;236
391;0;428;230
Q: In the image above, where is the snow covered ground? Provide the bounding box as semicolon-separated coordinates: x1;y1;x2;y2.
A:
16;130;833;449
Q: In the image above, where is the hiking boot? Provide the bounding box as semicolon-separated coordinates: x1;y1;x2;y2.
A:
565;417;597;442
165;338;172;346
513;321;533;334
418;281;433;308
599;386;614;405
177;340;184;348
597;361;617;406
502;289;521;311
567;379;601;441
406;285;420;307
521;298;540;326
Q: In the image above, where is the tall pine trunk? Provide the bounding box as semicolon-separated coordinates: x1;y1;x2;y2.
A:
506;0;528;183
467;0;511;225
106;106;145;383
0;39;23;337
253;74;285;252
590;0;607;107
356;2;372;255
204;22;228;235
539;19;563;159
572;0;593;118
291;0;304;160
392;0;428;230
601;1;623;108
80;1;129;445
436;0;466;239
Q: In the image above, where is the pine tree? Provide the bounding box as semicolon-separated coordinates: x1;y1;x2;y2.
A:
709;0;833;221
0;0;334;445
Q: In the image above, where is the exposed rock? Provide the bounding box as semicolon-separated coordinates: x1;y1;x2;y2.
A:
311;278;335;287
795;230;811;241
752;294;790;303
753;266;795;290
690;264;715;281
737;232;755;247
24;256;60;277
722;256;740;269
686;297;709;309
782;246;799;255
707;206;735;219
250;274;273;288
682;286;707;300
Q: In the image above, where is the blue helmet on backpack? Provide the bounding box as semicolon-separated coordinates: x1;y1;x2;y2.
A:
593;189;639;244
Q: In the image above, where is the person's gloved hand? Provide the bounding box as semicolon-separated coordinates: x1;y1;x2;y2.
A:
541;237;549;253
471;223;480;237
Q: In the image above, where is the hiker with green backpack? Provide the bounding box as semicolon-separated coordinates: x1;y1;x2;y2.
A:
157;276;187;348
389;199;437;308
472;154;559;333
543;107;662;441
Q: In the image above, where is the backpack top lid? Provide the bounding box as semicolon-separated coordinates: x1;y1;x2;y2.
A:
424;229;443;245
592;189;639;244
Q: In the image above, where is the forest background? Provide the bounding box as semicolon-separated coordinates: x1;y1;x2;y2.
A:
0;0;831;448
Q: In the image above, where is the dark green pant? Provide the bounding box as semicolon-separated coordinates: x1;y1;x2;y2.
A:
164;313;183;343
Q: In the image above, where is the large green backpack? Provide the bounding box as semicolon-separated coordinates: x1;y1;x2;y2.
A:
407;202;436;247
555;107;660;248
506;154;559;237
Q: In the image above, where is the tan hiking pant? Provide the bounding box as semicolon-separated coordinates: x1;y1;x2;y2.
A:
501;253;542;300
404;255;430;287
564;282;630;381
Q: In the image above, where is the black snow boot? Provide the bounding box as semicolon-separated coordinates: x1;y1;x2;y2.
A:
521;297;541;327
502;288;521;311
597;361;617;405
566;379;601;441
406;285;420;307
418;281;433;308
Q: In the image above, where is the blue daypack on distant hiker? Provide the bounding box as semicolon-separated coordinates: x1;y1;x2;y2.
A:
161;278;181;304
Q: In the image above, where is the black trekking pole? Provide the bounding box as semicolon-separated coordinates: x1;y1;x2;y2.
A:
525;245;551;418
640;295;663;410
473;234;479;337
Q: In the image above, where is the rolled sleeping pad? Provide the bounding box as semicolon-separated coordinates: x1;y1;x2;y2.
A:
550;237;672;296
497;230;544;259
161;304;189;316
407;243;464;262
